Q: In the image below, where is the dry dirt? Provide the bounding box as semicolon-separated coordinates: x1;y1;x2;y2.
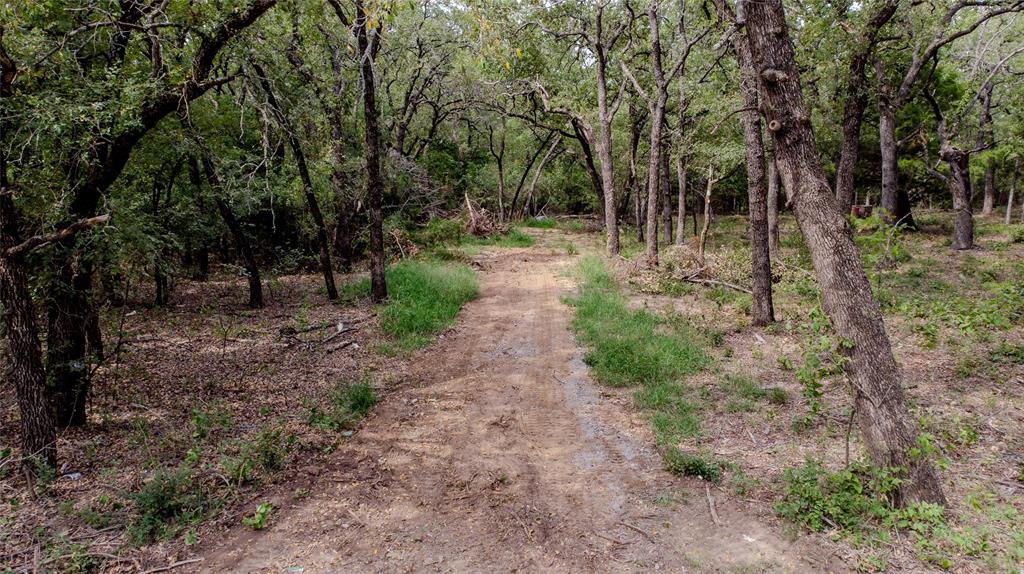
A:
192;245;834;573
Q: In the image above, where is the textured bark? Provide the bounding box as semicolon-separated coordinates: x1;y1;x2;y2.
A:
0;191;58;471
977;83;995;216
735;33;775;326
1010;158;1020;225
924;90;974;250
629;99;645;243
660;133;673;245
744;0;945;505
834;0;900;214
571;118;606;217
675;155;688;245
874;60;916;228
355;1;387;303
595;30;620;255
767;155;781;260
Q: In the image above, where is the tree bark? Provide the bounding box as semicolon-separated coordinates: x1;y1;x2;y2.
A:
675;155;688;245
571;118;606;217
834;0;900;214
744;0;945;505
874;60;916;228
0;191;58;472
355;1;387;303
1009;158;1020;225
735;33;775;326
767;154;781;260
596;39;620;255
660;131;673;246
978;83;995;216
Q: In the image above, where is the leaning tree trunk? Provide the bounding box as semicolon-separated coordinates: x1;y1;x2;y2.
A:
0;193;58;472
198;157;264;308
744;0;946;505
736;37;775;326
355;3;387;303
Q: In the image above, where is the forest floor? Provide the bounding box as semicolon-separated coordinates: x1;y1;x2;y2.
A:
3;215;1023;573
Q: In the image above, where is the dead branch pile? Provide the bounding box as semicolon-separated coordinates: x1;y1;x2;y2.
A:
463;193;509;237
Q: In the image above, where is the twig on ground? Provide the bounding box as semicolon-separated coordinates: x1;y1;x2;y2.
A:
617;521;654;543
139;558;203;574
705;484;721;525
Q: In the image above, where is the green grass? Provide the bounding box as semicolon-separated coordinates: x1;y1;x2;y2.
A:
338;259;479;351
462;228;535;248
567;256;707;447
519;217;557;229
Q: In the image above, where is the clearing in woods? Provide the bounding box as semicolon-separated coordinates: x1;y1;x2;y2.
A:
195;234;830;573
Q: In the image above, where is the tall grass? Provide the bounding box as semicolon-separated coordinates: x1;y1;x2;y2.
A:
462;228;535;248
567;256;707;448
341;260;479;351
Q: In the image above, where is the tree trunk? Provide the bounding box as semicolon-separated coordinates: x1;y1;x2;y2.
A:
629;98;644;243
660;134;673;246
0;192;58;472
524;135;561;219
943;148;974;250
736;38;775;326
768;154;781;260
46;257;93;427
198;157;264;308
978;83;995;216
644;100;665;265
675;155;687;245
1010;158;1020;225
875;61;916;228
596;48;620;255
571;118;605;218
697;165;714;264
744;0;945;506
355;2;387;303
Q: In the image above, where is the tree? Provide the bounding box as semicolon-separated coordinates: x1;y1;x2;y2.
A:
741;0;946;504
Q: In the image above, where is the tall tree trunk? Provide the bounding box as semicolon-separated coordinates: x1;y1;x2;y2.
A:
644;102;665;265
0;192;58;472
355;2;387;303
596;47;620;255
1009;158;1020;225
46;257;94;427
943;149;974;250
661;133;673;246
978;83;995;216
744;0;945;505
524;135;561;219
197;157;264;308
735;37;775;326
571;118;605;218
875;60;916;228
675;155;687;245
834;0;900;214
767;154;781;260
629;99;644;243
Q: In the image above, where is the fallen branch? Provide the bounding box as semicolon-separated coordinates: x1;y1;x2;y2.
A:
617;521;654;543
6;214;112;257
683;277;752;294
705;484;721;525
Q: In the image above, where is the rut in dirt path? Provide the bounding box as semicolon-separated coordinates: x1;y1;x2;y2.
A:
195;245;830;573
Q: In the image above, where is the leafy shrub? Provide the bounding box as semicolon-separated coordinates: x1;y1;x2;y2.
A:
242;503;273;530
663;448;722;484
412;217;464;247
520;217;557;229
1010;225;1024;244
253;426;293;471
775;459;903;532
309;381;377;431
127;464;207;543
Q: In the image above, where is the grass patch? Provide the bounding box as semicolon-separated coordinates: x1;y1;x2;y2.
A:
462;228;535;248
566;256;707;448
337;260;479;350
519;217;557;229
308;380;377;431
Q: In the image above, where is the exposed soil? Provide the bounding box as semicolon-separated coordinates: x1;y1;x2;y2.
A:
193;241;833;573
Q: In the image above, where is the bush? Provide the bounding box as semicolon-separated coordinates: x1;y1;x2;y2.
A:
775;459;903;532
663;448;722;483
127;464;207;543
412;217;464;248
309;381;377;431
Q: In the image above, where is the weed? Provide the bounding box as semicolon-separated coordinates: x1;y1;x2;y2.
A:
378;260;479;350
252;425;293;471
462;229;535;248
775;459;903;532
767;387;790;405
663;448;722;484
990;341;1024;364
242;503;273;530
308;381;377;432
520;217;557;229
126;464;207;543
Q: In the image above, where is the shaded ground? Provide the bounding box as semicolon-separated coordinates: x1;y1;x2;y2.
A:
193;238;831;573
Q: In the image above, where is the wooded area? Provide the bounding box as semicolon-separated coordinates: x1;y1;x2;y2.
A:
2;0;1023;572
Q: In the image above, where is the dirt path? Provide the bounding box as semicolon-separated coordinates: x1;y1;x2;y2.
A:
195;243;830;573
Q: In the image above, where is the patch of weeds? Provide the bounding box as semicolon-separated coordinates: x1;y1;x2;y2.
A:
39;534;103;573
242;502;273;530
663;447;722;484
520;217;557;229
190;405;233;441
252;425;294;471
722;373;767;412
955;355;981;380
990;341;1024;364
561;220;586;232
126;464;207;544
767;387;790;406
727;466;760;496
794;307;848;426
1010;225;1024;244
219;453;255;487
411;217;464;247
462;228;535;248
308;380;377;432
775;459;903;532
377;260;479;351
337;276;371;305
912;322;939;348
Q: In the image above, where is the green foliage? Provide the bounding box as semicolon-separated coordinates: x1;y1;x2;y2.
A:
126;464;207;544
775;459;904;532
308;381;377;432
242;503;273;530
462;228;535;248
794;308;848;425
411;217;465;248
663;448;722;484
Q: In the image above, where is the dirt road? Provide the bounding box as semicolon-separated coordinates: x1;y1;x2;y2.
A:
196;243;828;573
